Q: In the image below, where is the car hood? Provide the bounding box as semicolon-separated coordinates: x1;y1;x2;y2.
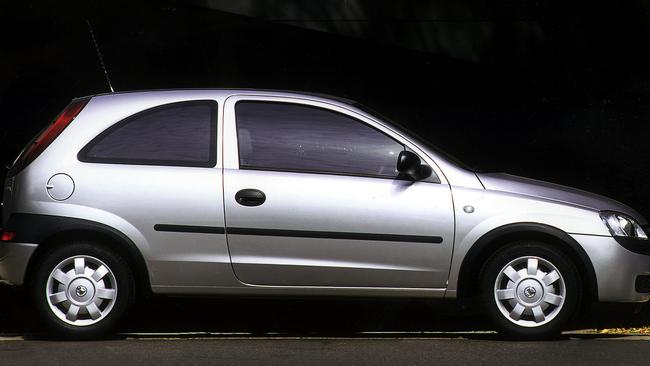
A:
476;172;647;224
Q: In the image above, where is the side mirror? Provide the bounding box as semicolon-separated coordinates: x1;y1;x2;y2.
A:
396;150;421;179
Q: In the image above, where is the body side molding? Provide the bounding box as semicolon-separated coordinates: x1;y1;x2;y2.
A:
153;224;444;243
226;227;443;244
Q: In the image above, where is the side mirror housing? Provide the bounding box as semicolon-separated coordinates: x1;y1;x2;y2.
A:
397;150;421;178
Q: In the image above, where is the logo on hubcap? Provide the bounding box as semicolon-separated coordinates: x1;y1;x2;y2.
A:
523;286;537;298
75;285;88;297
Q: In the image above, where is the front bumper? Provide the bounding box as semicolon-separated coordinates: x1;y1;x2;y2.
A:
0;242;37;286
572;234;650;302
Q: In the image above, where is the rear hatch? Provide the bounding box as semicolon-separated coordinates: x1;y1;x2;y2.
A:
2;97;90;227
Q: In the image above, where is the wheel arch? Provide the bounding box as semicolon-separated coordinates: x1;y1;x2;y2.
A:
7;213;151;296
456;222;598;302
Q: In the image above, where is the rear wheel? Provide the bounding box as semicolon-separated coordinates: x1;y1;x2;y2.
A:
481;242;581;339
31;242;135;339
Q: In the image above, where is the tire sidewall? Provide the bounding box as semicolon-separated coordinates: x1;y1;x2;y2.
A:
481;242;581;339
31;242;135;339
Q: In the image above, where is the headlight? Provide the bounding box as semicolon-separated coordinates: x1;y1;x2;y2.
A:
600;211;648;239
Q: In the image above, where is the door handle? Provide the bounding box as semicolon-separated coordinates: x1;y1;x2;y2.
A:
235;189;266;207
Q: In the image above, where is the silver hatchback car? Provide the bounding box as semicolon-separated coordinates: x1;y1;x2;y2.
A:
1;89;649;339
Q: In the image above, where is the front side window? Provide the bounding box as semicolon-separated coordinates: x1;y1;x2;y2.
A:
79;100;217;167
235;101;405;177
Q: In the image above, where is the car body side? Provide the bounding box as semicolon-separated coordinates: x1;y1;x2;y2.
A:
2;90;649;304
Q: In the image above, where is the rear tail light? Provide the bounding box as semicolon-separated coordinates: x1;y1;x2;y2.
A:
7;97;90;178
1;231;16;242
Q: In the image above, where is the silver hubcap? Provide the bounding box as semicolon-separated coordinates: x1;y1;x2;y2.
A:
46;255;118;327
493;256;566;327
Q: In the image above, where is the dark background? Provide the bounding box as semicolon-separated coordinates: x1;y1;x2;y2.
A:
1;0;650;218
2;0;650;335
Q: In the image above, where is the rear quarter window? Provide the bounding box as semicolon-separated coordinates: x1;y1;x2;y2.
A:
79;100;218;167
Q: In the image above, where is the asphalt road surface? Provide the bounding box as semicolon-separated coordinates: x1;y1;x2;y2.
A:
0;335;649;366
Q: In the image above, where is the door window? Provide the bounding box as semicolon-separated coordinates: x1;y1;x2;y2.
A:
235;101;404;177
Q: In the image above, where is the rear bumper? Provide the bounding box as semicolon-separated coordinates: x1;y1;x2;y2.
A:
572;234;650;302
0;242;37;286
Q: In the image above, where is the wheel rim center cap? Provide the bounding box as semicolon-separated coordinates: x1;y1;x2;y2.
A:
76;285;87;297
516;279;543;304
68;278;95;304
524;286;536;298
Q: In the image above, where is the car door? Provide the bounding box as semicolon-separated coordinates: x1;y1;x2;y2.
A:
223;95;454;288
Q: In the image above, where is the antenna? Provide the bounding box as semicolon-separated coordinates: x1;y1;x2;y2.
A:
86;19;115;92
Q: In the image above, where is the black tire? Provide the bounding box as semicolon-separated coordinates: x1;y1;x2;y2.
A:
480;241;581;340
30;241;135;339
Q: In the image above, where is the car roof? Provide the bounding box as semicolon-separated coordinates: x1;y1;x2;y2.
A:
86;88;360;106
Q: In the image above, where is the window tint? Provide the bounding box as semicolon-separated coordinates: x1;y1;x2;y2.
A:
236;102;404;177
80;101;217;167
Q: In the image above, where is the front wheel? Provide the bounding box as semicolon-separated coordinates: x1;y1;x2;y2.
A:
481;242;581;339
31;242;135;339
